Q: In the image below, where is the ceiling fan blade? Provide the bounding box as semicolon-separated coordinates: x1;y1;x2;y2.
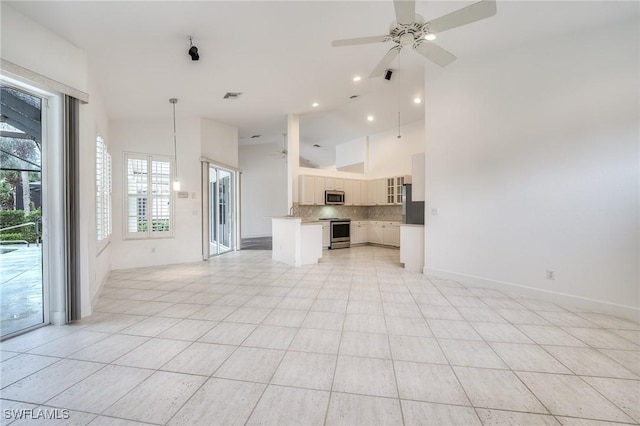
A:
369;47;401;78
414;42;456;67
332;35;388;47
394;0;416;25
428;0;497;34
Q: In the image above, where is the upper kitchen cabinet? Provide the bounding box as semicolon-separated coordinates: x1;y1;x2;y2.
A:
360;180;368;206
351;180;361;205
325;177;344;191
299;175;326;205
386;178;395;205
314;177;326;205
343;180;353;205
395;175;411;205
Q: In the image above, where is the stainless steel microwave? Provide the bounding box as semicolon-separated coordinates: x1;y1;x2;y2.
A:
325;190;345;205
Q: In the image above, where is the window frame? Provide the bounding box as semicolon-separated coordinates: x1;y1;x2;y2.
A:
123;152;175;240
96;135;112;248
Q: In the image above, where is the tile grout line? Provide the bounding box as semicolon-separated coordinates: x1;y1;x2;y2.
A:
407;276;486;424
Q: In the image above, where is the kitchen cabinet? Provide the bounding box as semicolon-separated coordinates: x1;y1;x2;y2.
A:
368;179;386;205
325;177;335;190
298;175;326;205
314;177;325;205
351;221;368;244
368;221;384;244
386;178;395;205
299;175;315;205
367;221;400;247
383;221;400;247
343;179;353;205
395;176;405;205
352;180;361;205
322;223;330;248
299;174;409;207
360;180;368;206
324;177;344;191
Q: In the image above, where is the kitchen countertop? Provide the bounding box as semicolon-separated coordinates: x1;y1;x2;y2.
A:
299;218;403;223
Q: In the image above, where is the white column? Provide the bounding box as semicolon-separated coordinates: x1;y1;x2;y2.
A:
286;114;300;210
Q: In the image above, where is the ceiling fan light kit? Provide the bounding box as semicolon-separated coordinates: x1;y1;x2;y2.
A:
331;0;497;78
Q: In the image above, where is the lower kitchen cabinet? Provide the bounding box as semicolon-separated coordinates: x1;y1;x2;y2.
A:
351;221;368;245
366;221;399;247
368;222;384;245
383;222;400;247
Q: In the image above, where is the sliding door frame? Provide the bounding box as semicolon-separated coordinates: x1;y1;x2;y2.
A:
200;158;241;259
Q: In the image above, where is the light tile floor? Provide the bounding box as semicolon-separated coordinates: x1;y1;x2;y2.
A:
0;244;44;336
1;246;639;425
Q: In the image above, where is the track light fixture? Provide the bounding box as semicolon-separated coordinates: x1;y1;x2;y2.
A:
188;36;199;61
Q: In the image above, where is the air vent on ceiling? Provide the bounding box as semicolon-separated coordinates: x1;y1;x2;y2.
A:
350;95;359;99
223;92;243;99
251;135;261;139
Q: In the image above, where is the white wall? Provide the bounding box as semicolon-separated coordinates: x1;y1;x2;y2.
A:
201;118;238;168
367;120;424;179
0;4;87;93
110;118;204;269
79;75;112;314
336;137;367;173
424;19;639;320
239;142;287;237
110;116;238;269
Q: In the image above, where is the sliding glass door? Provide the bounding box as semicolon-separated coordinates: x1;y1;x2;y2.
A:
209;165;235;256
0;84;46;338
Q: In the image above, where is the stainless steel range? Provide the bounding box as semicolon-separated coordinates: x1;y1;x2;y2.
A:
320;218;351;249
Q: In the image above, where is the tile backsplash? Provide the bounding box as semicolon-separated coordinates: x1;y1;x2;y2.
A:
293;204;402;221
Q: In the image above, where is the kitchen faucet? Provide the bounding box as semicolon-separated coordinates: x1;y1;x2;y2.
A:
289;205;295;216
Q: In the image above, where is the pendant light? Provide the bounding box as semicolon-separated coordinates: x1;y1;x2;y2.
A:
169;98;180;191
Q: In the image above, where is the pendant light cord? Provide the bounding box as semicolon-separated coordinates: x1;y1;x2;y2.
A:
170;98;178;178
397;53;402;139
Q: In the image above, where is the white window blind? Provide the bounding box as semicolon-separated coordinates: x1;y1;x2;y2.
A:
125;153;173;239
96;136;112;242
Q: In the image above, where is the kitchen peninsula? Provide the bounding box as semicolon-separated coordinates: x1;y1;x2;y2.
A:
271;217;322;267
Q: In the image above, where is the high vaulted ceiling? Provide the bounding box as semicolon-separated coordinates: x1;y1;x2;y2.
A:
7;1;638;167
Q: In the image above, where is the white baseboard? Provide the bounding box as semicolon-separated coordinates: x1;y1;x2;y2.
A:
242;233;272;239
424;267;640;323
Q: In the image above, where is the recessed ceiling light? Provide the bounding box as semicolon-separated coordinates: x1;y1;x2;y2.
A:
367;115;374;122
353;76;362;82
414;97;422;104
312;102;319;107
424;33;437;41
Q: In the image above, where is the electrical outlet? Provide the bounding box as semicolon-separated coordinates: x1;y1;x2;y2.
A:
151;247;155;253
546;270;554;280
431;208;439;216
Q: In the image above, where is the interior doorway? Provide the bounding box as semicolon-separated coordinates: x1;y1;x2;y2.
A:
207;164;237;257
0;84;47;338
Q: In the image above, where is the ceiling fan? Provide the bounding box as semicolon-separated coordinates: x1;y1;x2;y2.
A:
271;133;288;159
332;0;497;77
